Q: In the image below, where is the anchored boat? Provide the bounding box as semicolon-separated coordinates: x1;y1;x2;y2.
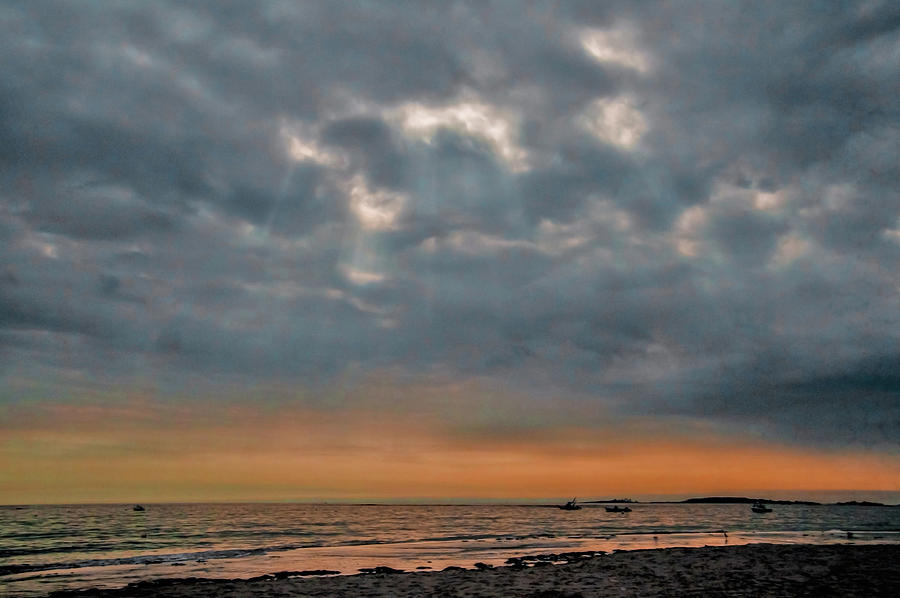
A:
605;505;632;513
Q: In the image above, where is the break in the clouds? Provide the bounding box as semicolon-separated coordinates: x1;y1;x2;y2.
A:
2;1;900;450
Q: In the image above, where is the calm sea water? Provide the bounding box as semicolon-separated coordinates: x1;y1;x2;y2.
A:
2;502;899;597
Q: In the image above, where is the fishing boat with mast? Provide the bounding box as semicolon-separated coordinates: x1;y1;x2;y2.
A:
558;497;582;510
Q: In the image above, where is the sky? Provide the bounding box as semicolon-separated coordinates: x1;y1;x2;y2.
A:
1;1;899;504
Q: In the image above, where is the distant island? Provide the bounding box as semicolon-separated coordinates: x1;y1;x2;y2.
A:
674;497;894;506
568;497;895;506
678;496;822;505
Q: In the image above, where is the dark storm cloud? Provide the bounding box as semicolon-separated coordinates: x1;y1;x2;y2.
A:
1;1;899;447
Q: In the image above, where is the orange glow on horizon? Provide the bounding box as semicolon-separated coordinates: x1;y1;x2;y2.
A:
2;393;898;504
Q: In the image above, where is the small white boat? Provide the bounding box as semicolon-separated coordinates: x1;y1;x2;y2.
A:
751;503;772;513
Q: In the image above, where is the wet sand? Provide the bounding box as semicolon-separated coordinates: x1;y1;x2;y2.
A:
47;543;900;597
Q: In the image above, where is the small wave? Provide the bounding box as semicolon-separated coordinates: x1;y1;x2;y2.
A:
0;531;565;578
614;529;728;537
0;544;313;578
822;529;900;535
0;544;119;559
7;525;898;579
0;538;204;559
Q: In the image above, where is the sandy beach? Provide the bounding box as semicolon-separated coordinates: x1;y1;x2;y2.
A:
44;543;900;597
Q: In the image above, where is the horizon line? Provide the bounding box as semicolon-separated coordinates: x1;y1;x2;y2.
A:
5;491;899;508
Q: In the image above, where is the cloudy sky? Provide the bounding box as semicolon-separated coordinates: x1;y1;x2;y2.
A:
2;1;899;503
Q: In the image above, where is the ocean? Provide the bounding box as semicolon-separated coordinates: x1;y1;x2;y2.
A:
2;502;899;597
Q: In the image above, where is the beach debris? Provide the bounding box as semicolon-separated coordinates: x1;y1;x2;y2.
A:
505;551;605;567
506;558;528;570
530;591;587;598
109;577;214;591
248;570;340;581
358;566;405;574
